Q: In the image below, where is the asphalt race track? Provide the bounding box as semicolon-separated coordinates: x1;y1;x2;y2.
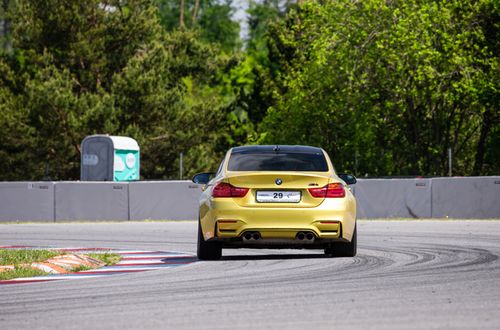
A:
1;220;500;329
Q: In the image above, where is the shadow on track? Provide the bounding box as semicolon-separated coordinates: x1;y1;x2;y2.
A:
219;253;331;261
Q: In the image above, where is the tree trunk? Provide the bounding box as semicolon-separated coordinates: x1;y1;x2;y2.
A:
191;0;200;28
1;0;9;51
472;109;493;175
179;0;185;30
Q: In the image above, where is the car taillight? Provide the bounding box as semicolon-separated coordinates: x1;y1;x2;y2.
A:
212;182;249;198
308;183;345;198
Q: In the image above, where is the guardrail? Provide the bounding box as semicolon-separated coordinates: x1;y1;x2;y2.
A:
0;177;499;222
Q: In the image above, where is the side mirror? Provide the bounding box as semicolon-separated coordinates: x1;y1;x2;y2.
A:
338;173;357;185
192;172;215;185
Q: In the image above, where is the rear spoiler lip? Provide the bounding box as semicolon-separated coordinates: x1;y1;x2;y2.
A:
225;171;333;178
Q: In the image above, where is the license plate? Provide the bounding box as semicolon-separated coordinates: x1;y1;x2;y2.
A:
256;191;301;203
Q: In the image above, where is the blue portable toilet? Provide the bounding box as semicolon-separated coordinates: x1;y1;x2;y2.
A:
81;135;140;181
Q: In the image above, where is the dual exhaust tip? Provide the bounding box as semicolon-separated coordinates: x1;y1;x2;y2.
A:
242;231;315;241
243;231;261;241
296;231;315;241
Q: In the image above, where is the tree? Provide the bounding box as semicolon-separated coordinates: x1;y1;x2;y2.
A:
5;0;164;179
0;0;12;52
0;58;37;180
219;0;295;129
156;0;240;52
0;0;238;180
1;0;497;180
198;1;240;52
260;0;499;176
471;0;500;175
111;31;235;178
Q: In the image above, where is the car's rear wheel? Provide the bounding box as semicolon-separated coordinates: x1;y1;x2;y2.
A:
197;221;222;260
324;225;357;257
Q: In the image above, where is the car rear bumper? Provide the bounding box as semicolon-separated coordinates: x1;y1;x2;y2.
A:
199;196;356;243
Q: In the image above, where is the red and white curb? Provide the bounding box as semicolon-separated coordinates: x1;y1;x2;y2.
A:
0;246;197;285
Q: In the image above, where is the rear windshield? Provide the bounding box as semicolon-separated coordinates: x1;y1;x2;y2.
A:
228;152;329;172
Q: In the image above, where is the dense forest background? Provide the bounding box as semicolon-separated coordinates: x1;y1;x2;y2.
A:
0;0;498;180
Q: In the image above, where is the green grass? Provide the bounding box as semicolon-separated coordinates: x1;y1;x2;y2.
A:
72;264;92;272
0;267;50;281
0;249;121;281
0;249;62;266
86;252;121;266
0;249;64;281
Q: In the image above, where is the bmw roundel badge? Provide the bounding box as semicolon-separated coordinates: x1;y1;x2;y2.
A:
275;178;283;185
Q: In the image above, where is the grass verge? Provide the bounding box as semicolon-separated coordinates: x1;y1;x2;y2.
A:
86;252;121;266
0;249;121;281
0;267;50;281
0;249;62;266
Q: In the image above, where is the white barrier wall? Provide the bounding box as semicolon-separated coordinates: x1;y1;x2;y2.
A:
0;182;55;221
0;177;499;221
129;181;202;220
431;177;500;218
55;182;129;221
354;179;432;218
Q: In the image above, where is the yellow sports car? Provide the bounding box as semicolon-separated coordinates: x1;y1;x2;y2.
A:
192;145;357;260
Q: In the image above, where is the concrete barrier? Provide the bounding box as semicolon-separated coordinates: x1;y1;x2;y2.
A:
55;182;129;221
431;177;500;218
355;179;432;218
0;177;499;221
129;181;202;220
0;182;54;221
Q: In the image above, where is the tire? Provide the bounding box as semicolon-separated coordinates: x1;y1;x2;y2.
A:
197;221;222;260
324;225;357;257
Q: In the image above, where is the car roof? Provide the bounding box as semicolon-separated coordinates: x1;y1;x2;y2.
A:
231;145;324;154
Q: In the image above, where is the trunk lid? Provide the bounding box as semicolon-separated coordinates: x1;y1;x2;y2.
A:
226;171;331;208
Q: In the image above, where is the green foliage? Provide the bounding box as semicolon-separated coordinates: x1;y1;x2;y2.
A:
0;267;49;281
0;249;121;280
111;31;237;178
155;0;240;52
0;0;239;180
0;0;13;52
0;249;62;280
0;249;61;265
23;63;117;178
86;252;121;266
198;1;241;52
0;57;37;179
0;0;497;180
260;0;499;176
247;0;282;57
